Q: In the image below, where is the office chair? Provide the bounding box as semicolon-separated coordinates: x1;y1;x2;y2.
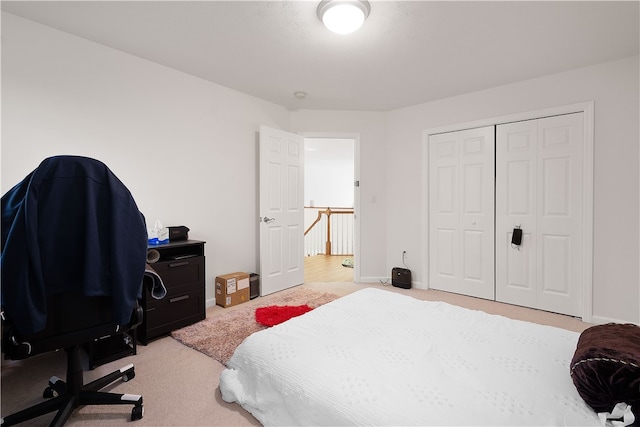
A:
1;155;148;426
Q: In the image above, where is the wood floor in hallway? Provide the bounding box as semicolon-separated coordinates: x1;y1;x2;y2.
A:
304;255;354;282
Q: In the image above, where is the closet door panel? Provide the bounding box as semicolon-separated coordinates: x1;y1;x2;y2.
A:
429;127;494;300
537;113;583;316
435;228;456;278
429;133;460;292
462;230;484;280
507;160;533;215
496;120;538;308
541;234;571;295
506;231;533;290
458;128;495;299
497;113;583;316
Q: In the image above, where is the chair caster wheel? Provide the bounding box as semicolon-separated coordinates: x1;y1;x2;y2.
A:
45;377;64;397
43;386;56;398
122;371;135;382
131;405;144;421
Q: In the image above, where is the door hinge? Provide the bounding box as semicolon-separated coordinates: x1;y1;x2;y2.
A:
354;180;360;187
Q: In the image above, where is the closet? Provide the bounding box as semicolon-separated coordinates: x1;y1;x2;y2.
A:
428;112;584;317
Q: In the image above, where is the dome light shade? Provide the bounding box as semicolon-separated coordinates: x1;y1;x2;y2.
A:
317;0;370;35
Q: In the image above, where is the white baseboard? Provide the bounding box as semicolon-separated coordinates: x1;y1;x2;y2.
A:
590;314;639;326
358;276;391;285
412;282;427;290
358;277;424;290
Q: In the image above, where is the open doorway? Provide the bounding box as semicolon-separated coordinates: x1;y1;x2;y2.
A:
303;136;357;282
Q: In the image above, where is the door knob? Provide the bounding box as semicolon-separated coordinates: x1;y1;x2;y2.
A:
261;217;275;223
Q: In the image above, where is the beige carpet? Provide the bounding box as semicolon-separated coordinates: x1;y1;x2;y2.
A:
171;287;339;366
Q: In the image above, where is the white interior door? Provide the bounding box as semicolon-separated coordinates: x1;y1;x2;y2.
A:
429;126;495;300
259;126;304;296
496;113;584;316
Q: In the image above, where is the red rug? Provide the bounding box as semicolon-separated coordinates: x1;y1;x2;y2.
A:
255;304;313;327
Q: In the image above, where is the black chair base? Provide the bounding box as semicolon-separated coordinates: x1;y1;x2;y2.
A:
1;345;143;426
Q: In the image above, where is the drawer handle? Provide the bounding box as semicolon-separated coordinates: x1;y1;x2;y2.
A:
168;261;189;268
169;295;190;303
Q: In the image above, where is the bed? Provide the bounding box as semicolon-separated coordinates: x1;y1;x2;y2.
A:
220;288;604;426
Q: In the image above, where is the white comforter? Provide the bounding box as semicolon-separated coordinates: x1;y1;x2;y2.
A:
220;288;600;426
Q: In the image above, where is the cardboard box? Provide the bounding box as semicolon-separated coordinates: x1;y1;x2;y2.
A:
215;272;250;308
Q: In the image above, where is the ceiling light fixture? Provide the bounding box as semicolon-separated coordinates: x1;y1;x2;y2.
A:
317;0;370;35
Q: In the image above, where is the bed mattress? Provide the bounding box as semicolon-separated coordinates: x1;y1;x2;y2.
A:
220;287;601;426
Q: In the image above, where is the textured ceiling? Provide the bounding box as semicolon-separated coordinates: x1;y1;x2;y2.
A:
2;1;638;111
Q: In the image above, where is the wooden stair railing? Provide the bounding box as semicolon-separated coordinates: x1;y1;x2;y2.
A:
304;207;354;255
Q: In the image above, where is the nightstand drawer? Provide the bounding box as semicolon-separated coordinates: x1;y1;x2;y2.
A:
151;256;203;289
145;288;204;331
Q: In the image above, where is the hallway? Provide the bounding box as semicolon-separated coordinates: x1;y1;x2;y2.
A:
304;255;354;283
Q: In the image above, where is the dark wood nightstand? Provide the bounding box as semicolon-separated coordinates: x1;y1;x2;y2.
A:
138;240;206;345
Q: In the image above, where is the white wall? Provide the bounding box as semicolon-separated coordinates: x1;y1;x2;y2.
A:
3;13;638;324
304;138;354;208
1;13;290;306
386;56;639;324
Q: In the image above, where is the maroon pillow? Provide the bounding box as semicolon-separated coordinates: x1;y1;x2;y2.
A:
570;323;640;420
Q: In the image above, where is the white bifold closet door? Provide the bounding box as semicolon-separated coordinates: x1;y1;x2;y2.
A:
429;126;495;300
495;113;584;317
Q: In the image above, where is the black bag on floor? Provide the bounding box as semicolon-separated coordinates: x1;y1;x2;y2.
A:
392;267;411;289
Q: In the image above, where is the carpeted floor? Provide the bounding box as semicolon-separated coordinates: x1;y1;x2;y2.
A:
171;287;338;366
